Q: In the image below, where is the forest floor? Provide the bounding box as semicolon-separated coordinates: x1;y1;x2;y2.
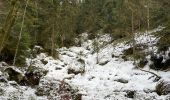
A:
0;27;170;100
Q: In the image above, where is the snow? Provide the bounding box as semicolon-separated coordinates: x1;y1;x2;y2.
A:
0;27;170;99
37;27;168;100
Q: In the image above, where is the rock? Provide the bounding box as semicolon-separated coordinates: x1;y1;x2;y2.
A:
27;65;48;77
115;78;128;84
9;81;18;87
156;79;170;95
68;59;85;75
112;54;115;58
41;59;48;65
0;88;4;96
35;87;45;96
73;93;82;100
150;55;164;70
122;55;129;61
138;59;148;68
0;76;8;83
0;62;9;72
1;62;8;67
77;58;85;65
125;90;135;98
143;88;154;93
20;72;41;86
19;65;48;86
55;67;62;70
88;76;95;81
124;48;133;56
68;68;85;75
99;60;109;66
4;67;24;83
32;46;44;58
166;95;170;100
163;59;170;70
35;78;79;99
112;54;119;58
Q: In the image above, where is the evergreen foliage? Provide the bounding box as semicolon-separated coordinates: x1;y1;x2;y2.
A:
0;0;169;66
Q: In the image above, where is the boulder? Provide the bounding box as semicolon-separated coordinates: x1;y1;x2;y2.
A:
4;67;24;83
150;55;164;70
115;78;129;84
99;60;109;66
0;88;4;96
55;67;62;70
41;59;48;65
98;55;110;66
138;59;148;68
156;79;170;95
0;76;8;83
143;88;154;93
68;68;85;75
35;78;81;99
163;59;170;70
73;93;82;100
68;59;85;75
0;62;9;72
20;65;48;86
77;58;85;65
125;90;136;98
32;46;44;58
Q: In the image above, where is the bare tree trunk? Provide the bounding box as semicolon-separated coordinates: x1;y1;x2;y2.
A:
51;23;55;57
34;0;38;44
13;0;29;65
147;0;152;54
132;11;136;65
138;20;141;31
51;0;56;58
147;3;150;32
61;34;65;47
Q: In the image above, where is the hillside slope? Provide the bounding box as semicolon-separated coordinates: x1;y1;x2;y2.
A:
0;27;170;100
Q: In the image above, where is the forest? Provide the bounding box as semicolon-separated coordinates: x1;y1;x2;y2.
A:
0;0;170;100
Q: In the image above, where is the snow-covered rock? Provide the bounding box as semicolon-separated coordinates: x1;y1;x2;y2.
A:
156;79;170;95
